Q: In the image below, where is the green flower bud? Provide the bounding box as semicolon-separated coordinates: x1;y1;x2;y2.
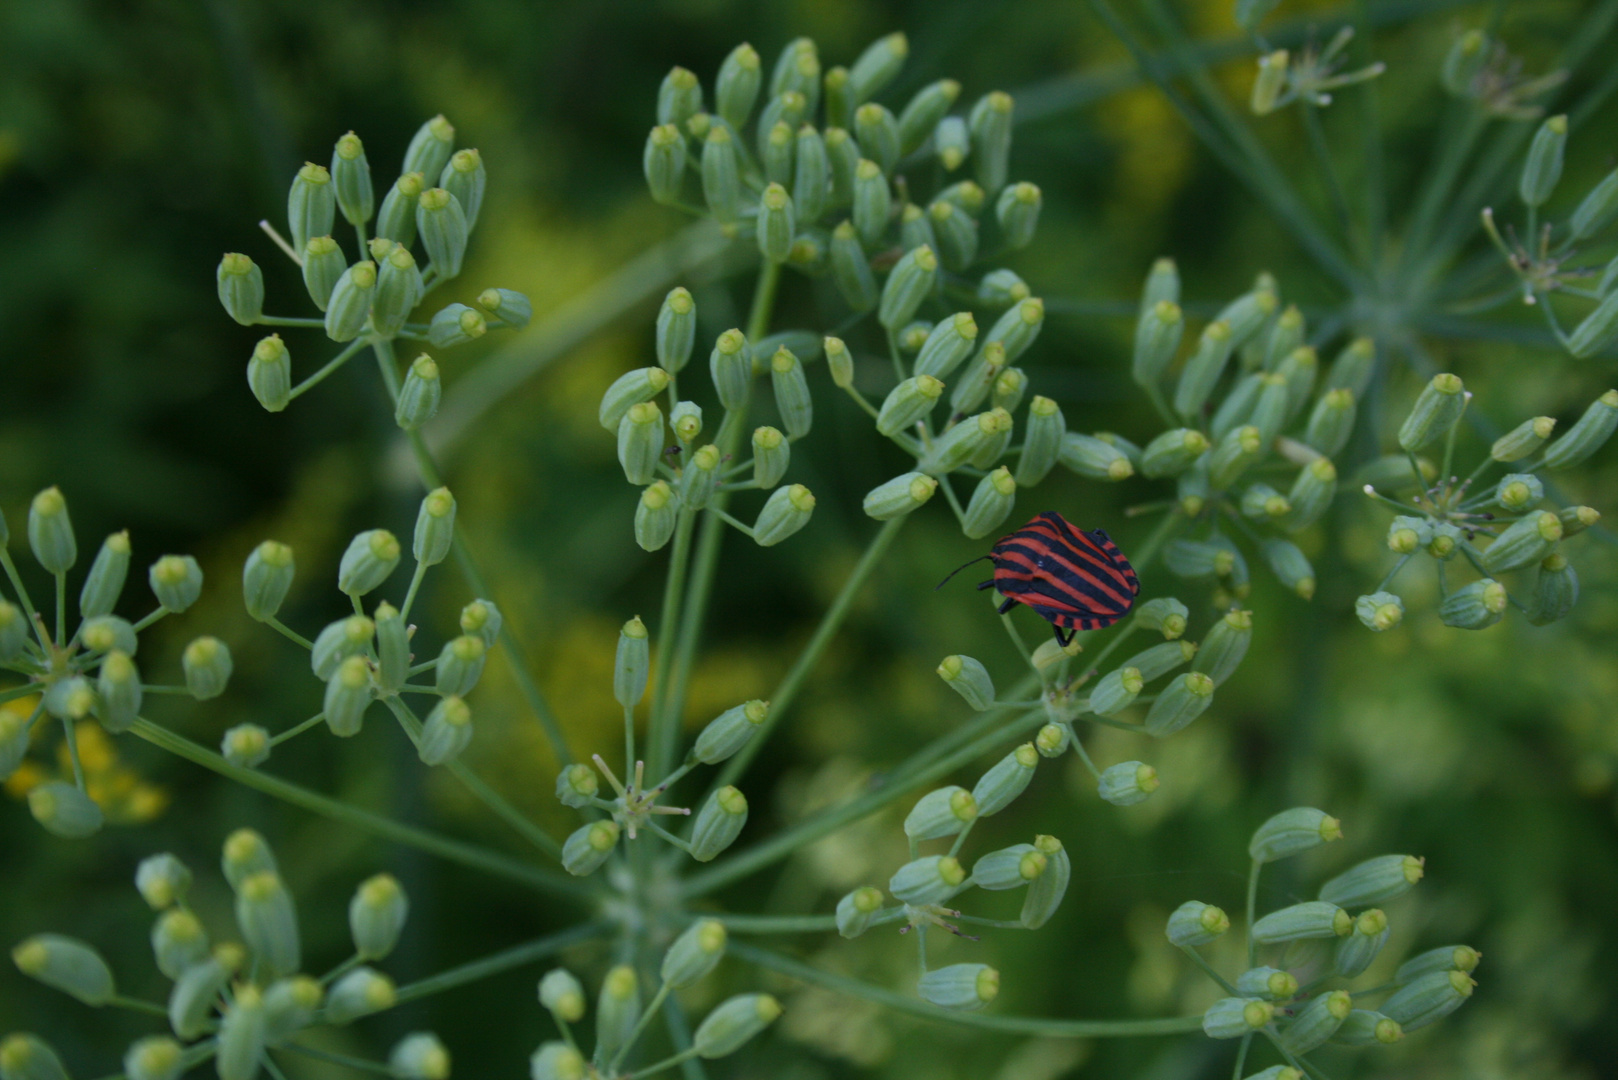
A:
1441;27;1488;94
691;785;749;861
1259;305;1306;373
598;367;671;433
961;467;1016;539
989;183;1038;251
403;115;455;184
971;743;1039;817
217;252;264;326
693;700;769;765
1131;300;1184;389
234;869;300;977
1203;997;1275;1039
180;635;231;701
1210;373;1261;443
1035;722;1072;757
1439;577;1509;629
343;872;410;963
536;968;587;1024
81;612;136;660
1279;989;1353;1054
1174;320;1236;419
329;132;374;227
418;696;473;766
435;634;486;698
911;964;997;1014
168;944;240;1037
992;367;1028;414
222;827;277;889
824;127;859;206
591;964;641;1068
1528;552;1579;626
394;354;442;430
371;246;424;336
923;199;974;272
934;114;970;171
1089;667;1144;717
554;763;599;810
1059;432;1134;482
1192;610;1251;685
845;30;905;103
12;934;114;1005
877;244;936;330
852;159;892;245
891;78;957;157
700;126;742;224
310;615;374;680
1397;944;1480;985
694;993;782;1059
1325;336;1375;400
1490;415;1554;462
1242;372;1288;452
656;66;702;130
1128;603;1185;646
1276;346;1318;421
1301;387;1355;458
1334;1009;1402;1047
1167;900;1230;946
408;487;457;570
26;487;76;575
785;127;829;226
768;347;813;437
1519;114;1567;208
1427;521;1462;560
0;602;26;665
948;341;1007;415
326;966;396;1025
889;854;966;906
1237;966;1299;1000
1206;427;1263;493
850;102;898;176
1356;592;1404;632
426;300;485;348
144;554;202;616
41;677;93;725
984;297;1044;367
529;1042;586;1080
1568;162;1618;242
966;90;1014;194
1098;760;1159;806
753;182;794;263
1165;538;1233;580
971;844;1046;891
338;529;401;597
634;481;681;552
1399;373;1467;451
854;472;934;523
322;258;376;342
741;431;788;495
836;886;885;938
770;37;819;111
241;333;293;415
287;164;336;261
661;919;726;991
1250;49;1289;115
1381;969;1474;1032
709;328;751;411
1003;396;1066;490
150;909;209;980
1335;909;1390;978
716;43;762;131
451;601;497;652
1020;834;1070;928
416;187;468;278
1261;539;1315;600
1141;428;1210;479
377;172;425;246
1283;457;1336;533
1253;901;1352;944
474;288;531;331
1250;807;1342;864
388;1033;450;1080
903;785;979;841
829;221;877;311
818;338;852;393
124;1035;184;1080
221;723;269;768
754;483;815;546
936;654;994;710
559;819;619;877
1541;389;1618;466
1484;508;1562;575
1222;284;1280;346
670;401;703;448
1143;671;1215;737
609;615;650;710
133;854;191;912
0;1035;69;1080
761;120;795;188
325;655;374;737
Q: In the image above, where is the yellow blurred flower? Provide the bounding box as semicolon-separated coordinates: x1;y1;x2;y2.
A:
2;699;168;825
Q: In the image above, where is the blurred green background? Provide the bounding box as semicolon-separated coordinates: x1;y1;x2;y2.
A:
1;0;1615;1076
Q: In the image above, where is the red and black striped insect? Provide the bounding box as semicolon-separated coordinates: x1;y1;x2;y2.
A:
940;511;1139;647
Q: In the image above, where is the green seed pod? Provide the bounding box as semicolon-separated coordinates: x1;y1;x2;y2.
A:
72;532;130;623
936;654;994;710
418;695;473;765
1528;552;1579;626
1334;1009;1403;1047
369;246;423;336
1250;806;1342;863
297;236;345;313
599;367;671;432
415;187;467;278
1397;945;1480;985
1356;591;1404;632
1399;373;1467;451
167;944;241;1038
824;128;860;206
1279;989;1352;1054
1132;300;1184;389
26;487;76;575
123;1036;184;1080
1382;969;1474;1031
972;743;1038;816
992;367;1028;414
387;1034;450;1080
394;353;442;430
979;269;1030;309
985;297;1045;365
1277;346;1318;422
904;786;979;841
1237;966;1299;1000
1012;395;1066;488
1174;320;1236;419
699;126;742;224
679;445;718;510
691;786;748;861
1141;428;1210;479
889;854;966;906
968;90;1014;194
561;820;619;877
877;244;936;330
0;1035;69;1080
852;159;892;245
410;486;457;568
994;182;1040;249
1249;49;1289;115
1035;722;1071;757
817;338;852;394
310;615;374;680
435;634;486;698
1133;602;1188;644
377;172;425;246
1203;997;1275;1039
538;968;586;1023
657;66;702;129
1167;900;1231;946
617;401;665;486
554;763;599;809
635;482;680;552
767;347;812;437
1302;387;1356;458
1098;760;1159;806
1020;834;1070;928
135;853;192;911
1572;166;1618;241
694;993;782;1059
1262;539;1315;600
1282;457;1336;533
756;181;795;263
287;163;335;257
918;202;969;273
473;288;531;331
754;483;815;546
848;30;907;103
242;333;293;412
961;468;1016;539
1441;27;1488;94
1059;432;1134;482
1090;667;1144;716
933;115;970;171
707;328;750;410
716;43;762;130
1193;610;1252;684
895;79;960;156
949;341;1007;415
222;827;278;889
1542;389;1618;466
179;635;230;701
337;528;400;596
1491;415;1556;461
325;966;396;1026
330;131;373;226
1253;901;1352;943
145;554;201;614
829;221;877;310
324;655;373;737
836;886;885;938
403;114;455;182
693;699;770;765
323;259;377;342
11;934;114;1005
661;919;727;991
862;472;937;521
741;429;788;493
344;872;409;962
216;251;264;326
1324;336;1375;399
234;870;300;977
916;964;998;1013
150;909;209;980
612;615;650;709
1482;510;1562;573
1493;471;1544;512
1440;578;1510;630
1143;671;1215;736
1335;909;1390;978
1205;426;1262;491
221;723;269;768
853;102;899;174
1519;114;1567;208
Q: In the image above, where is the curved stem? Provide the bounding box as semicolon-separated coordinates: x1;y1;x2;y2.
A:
648;509;699;779
393;921;608;1005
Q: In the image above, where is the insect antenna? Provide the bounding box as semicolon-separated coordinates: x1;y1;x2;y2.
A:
935;554;993;590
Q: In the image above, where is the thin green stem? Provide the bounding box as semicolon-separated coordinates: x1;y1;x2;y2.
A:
1246;858;1262;967
107;993;170;1018
648;509;699;779
288;337;372;401
0;684;39;706
278;1044;391;1074
394;922;607;1005
130;607;166;633
319;953;363;986
264;617;313;650
253;315;324;327
709;507;756;538
400;559;429;623
53;572;65;648
0;550;51;655
951;915;1031;929
371;336;404;403
1300;102;1355;247
1232;1033;1253;1080
1069;735;1102;783
627;1047;702;1079
131;718;591;899
612;982;673;1073
711;913;839;933
1179;944;1238;994
624;704;637;781
728;941;1206;1036
61;716;85;790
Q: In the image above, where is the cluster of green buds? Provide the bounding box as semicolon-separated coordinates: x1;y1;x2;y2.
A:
217;116;530;426
1478;114;1618;357
5;833;448;1079
530;925;781;1077
1126;262;1364;607
1438;26;1569;121
231;486;497;764
0;488;237;839
1169;806;1475;1076
1356;381;1610;632
553;616;770;873
1238;2;1385;118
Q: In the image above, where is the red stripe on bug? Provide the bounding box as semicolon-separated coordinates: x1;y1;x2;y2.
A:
983;512;1140;643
